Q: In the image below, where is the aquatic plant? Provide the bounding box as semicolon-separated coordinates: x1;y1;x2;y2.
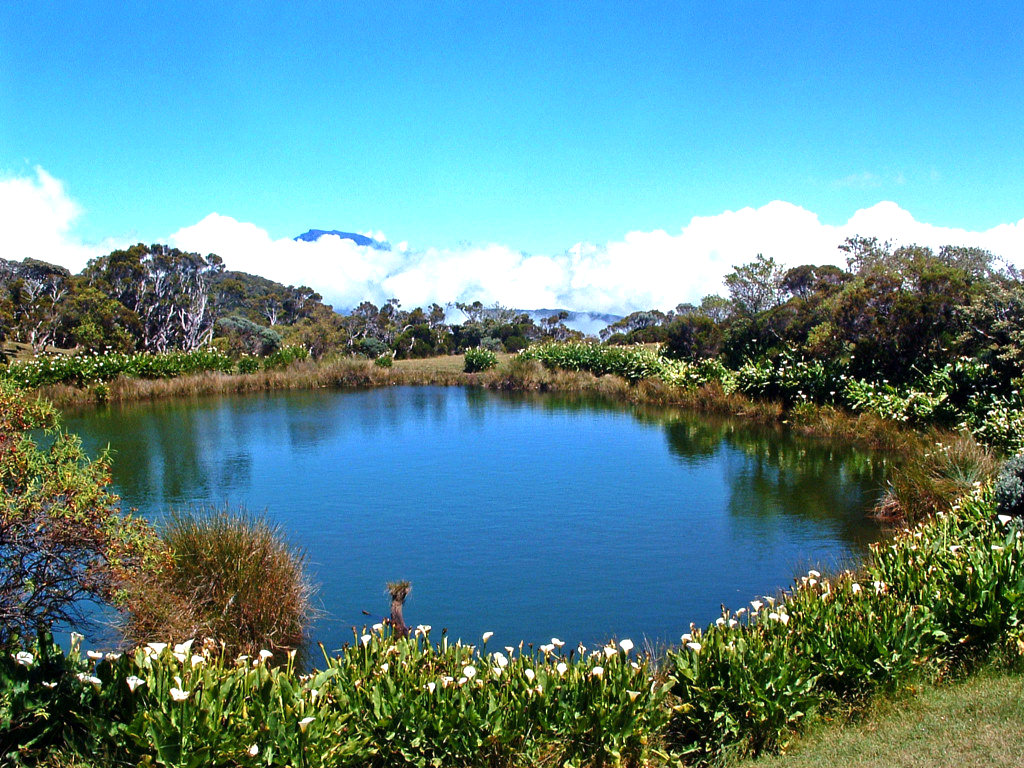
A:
463;347;498;373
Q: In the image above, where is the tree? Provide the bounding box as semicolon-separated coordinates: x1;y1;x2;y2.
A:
599;310;668;343
698;294;733;324
0;382;161;643
830;245;975;380
84;244;224;352
663;314;723;360
53;281;140;352
4;261;71;353
724;254;785;316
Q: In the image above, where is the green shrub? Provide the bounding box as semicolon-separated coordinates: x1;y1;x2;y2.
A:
0;349;236;389
261;345;309;370
871;488;1024;663
236;355;260;374
463;347;498;373
0;381;161;645
519;342;664;382
356;337;389;359
122;507;314;658
373;353;393;368
216;315;282;356
994;454;1024;518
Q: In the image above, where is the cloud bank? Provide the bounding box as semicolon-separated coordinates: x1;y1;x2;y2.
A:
3;167;1024;315
0;167;112;272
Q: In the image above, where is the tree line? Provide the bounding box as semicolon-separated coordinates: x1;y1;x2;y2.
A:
603;237;1023;390
0;243;580;361
4;237;1021;381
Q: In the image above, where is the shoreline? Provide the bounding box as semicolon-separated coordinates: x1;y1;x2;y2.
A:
36;353;925;454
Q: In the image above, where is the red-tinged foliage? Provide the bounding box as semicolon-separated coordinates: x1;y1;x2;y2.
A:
0;381;163;643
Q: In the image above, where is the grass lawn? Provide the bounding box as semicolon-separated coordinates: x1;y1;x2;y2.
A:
733;669;1024;768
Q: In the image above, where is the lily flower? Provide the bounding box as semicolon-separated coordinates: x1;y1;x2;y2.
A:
126;676;145;692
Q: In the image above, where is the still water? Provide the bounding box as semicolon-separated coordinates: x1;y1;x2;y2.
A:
64;386;888;651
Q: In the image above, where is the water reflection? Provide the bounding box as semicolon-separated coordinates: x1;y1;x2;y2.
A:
64;386;888;651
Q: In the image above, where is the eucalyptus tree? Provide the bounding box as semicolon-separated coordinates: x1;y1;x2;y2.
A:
84;244;224;352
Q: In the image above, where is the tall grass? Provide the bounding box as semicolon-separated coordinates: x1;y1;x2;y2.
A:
877;432;999;520
122;506;314;658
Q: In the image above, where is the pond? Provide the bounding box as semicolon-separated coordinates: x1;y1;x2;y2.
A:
63;386;888;652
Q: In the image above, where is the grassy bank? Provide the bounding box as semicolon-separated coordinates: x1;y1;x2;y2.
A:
732;668;1024;768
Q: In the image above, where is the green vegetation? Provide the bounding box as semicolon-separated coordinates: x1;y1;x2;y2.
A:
994;453;1024;518
0;346;309;389
3;233;1024;765
463;346;498;372
0;380;160;644
3;474;1022;765
2;627;666;768
731;669;1024;768
0;247;580;365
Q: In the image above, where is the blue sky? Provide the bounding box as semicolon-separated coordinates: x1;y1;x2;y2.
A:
2;2;1023;311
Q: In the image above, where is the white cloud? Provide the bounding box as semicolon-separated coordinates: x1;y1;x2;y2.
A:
169;200;1024;314
0;167;113;271
4;167;1023;315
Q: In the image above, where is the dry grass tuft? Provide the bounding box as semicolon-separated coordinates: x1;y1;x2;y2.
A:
122;505;314;658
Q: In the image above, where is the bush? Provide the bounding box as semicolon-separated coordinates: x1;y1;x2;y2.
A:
236;355;260;374
519;342;664;382
463;347;498;373
356;337;389;359
261;345;309;370
122;506;314;658
994;454;1024;518
0;348;236;388
374;353;394;368
0;381;161;644
215;315;282;356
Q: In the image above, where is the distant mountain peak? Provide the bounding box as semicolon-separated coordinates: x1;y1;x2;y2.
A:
294;229;390;250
